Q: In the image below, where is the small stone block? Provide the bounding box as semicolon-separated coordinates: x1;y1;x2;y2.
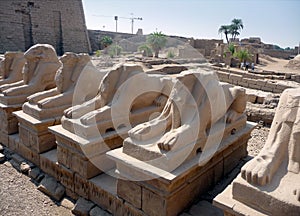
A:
29;167;41;180
72;198;95;216
89;206;111;216
38;175;65;201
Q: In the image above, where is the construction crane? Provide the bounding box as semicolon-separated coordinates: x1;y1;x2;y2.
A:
93;14;142;34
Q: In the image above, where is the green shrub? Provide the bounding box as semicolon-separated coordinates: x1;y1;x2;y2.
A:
138;44;153;57
108;44;122;57
167;50;175;58
95;50;101;57
101;36;113;48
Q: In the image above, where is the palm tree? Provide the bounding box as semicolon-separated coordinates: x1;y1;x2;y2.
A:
218;25;231;44
234;49;251;64
230;18;243;40
146;31;167;58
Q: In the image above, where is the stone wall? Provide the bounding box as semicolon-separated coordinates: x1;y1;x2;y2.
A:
88;30;135;51
0;0;91;55
190;39;223;57
262;49;297;60
214;67;300;93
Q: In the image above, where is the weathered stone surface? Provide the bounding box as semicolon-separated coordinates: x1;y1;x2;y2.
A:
0;44;60;106
108;122;254;216
38;175;65;201
11;153;25;164
0;152;5;163
17;141;40;166
126;69;247;172
88;174;117;213
214;88;300;216
20;162;31;174
29;167;41;180
62;63;173;140
0;1;91;54
0;52;25;86
189;200;223;216
89;206;111;216
74;173;89;199
21;52;104;121
71;198;95;216
117;179;142;209
60;198;75;210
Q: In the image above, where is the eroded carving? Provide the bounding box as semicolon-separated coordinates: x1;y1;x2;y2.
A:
22;52;93;119
62;63;173;139
128;70;247;153
0;44;61;105
0;52;25;86
241;88;300;200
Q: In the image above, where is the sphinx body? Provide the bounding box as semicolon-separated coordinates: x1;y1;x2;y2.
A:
125;69;247;169
129;68;246;151
241;87;300;201
0;44;61;105
62;63;174;139
0;52;25;86
21;52;101;120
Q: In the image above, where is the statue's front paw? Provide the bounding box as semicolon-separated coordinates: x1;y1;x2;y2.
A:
241;156;272;186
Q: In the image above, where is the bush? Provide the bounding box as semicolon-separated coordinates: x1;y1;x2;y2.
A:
234;49;251;63
167;50;175;58
101;36;113;48
138;44;153;57
108;44;122;57
95;50;101;57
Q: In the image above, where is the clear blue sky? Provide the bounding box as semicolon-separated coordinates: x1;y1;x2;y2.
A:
82;0;300;48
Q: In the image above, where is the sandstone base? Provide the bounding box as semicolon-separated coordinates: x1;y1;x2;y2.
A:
108;122;256;216
0;103;21;135
14;110;58;153
49;125;124;179
214;160;300;216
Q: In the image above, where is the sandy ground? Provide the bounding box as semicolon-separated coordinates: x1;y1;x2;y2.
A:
0;161;73;216
256;54;300;74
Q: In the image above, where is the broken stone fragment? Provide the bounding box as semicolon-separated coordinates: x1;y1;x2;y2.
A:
89;206;111;216
71;198;95;216
28;167;41;180
38;175;65;201
20;162;31;174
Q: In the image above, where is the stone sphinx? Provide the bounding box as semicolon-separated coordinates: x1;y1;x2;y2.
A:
107;68;254;215
214;88;300;216
0;52;25;86
123;69;247;171
0;44;61;105
21;52;97;120
241;87;300;200
62;63;173;139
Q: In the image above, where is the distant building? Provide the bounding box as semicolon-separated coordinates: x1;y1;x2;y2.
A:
0;0;91;55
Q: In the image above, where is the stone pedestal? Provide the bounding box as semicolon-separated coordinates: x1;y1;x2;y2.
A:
108;122;256;216
14;110;59;153
214;160;300;216
0;103;22;142
49;125;124;179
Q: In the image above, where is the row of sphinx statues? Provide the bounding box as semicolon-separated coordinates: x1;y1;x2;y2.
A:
0;44;299;198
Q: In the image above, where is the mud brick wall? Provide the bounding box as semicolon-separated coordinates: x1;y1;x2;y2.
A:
190;39;223;57
0;0;91;55
214;67;299;93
